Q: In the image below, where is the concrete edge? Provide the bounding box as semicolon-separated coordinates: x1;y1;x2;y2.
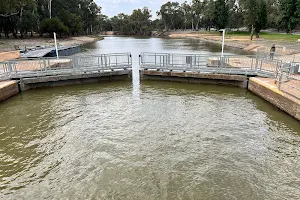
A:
248;77;300;121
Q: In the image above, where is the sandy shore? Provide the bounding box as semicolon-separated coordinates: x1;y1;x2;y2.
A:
0;36;100;52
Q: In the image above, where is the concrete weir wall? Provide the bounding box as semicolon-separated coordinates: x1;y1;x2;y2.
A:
141;70;249;88
19;70;132;91
0;81;19;102
248;77;300;121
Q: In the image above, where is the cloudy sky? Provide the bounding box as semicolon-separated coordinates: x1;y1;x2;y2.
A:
95;0;190;19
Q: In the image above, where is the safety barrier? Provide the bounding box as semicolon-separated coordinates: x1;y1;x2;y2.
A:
0;53;132;80
139;52;280;77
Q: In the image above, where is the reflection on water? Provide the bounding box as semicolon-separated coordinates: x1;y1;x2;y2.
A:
0;37;299;199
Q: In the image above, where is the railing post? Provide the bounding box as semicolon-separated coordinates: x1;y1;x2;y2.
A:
72;57;76;69
260;59;263;71
127;54;130;67
43;58;46;71
8;61;12;75
255;52;259;72
278;69;283;90
105;55;108;69
116;55;118;68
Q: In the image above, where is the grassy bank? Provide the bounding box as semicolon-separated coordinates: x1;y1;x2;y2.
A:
199;31;300;42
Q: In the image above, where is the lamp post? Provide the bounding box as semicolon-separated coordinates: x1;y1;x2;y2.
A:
220;29;225;57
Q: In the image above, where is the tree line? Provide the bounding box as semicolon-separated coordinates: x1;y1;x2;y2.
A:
101;0;300;37
0;0;100;38
1;0;300;38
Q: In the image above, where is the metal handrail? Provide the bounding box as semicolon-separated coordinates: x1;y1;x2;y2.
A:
0;53;132;80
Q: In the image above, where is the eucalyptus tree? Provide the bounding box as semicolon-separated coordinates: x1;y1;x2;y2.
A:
0;0;37;38
228;1;244;29
157;1;184;30
191;0;205;30
241;0;267;38
130;7;152;34
214;0;229;29
279;0;300;33
181;1;192;30
202;0;215;31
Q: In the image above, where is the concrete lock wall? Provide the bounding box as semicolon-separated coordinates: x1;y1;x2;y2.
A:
0;81;20;102
141;70;249;88
19;70;132;91
248;77;300;121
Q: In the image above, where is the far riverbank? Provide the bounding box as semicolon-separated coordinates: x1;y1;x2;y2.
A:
0;35;104;53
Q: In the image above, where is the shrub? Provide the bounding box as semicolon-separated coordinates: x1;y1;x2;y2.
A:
39;18;69;37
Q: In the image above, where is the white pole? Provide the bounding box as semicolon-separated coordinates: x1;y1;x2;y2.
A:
49;0;52;18
221;29;225;57
54;32;59;59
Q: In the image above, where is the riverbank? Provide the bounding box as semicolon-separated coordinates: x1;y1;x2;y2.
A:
0;35;103;53
158;31;300;56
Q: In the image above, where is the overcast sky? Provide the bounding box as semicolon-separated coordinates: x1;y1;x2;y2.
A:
95;0;191;19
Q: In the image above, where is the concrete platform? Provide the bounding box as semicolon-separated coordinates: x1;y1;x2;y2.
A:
141;70;248;88
248;77;300;121
0;81;19;102
19;69;132;91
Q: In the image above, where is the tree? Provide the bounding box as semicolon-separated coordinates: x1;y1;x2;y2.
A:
214;0;229;30
228;3;244;29
202;0;215;31
158;2;184;30
19;1;38;37
192;0;205;30
58;9;82;35
279;0;299;33
243;0;268;38
39;18;68;37
131;7;152;35
181;1;192;30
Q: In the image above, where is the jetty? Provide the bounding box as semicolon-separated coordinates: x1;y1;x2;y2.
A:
21;45;81;58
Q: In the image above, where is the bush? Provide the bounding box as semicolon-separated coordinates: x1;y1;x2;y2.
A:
39;18;69;37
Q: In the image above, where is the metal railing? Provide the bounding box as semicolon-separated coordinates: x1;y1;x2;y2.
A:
275;62;300;99
0;53;132;80
139;52;277;77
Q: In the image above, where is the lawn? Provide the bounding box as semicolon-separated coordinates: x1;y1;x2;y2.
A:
199;30;300;42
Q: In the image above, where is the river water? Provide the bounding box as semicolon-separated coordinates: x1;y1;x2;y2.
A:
0;36;299;199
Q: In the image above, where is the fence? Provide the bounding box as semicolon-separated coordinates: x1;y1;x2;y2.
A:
139;52;283;77
275;62;300;99
0;53;132;80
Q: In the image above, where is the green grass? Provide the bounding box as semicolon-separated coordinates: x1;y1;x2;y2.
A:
199;30;300;42
259;32;300;42
227;31;300;42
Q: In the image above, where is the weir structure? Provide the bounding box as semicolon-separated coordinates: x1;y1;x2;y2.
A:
139;52;300;120
0;52;299;120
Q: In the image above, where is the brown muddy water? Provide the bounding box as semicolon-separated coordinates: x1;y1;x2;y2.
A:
0;36;299;199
